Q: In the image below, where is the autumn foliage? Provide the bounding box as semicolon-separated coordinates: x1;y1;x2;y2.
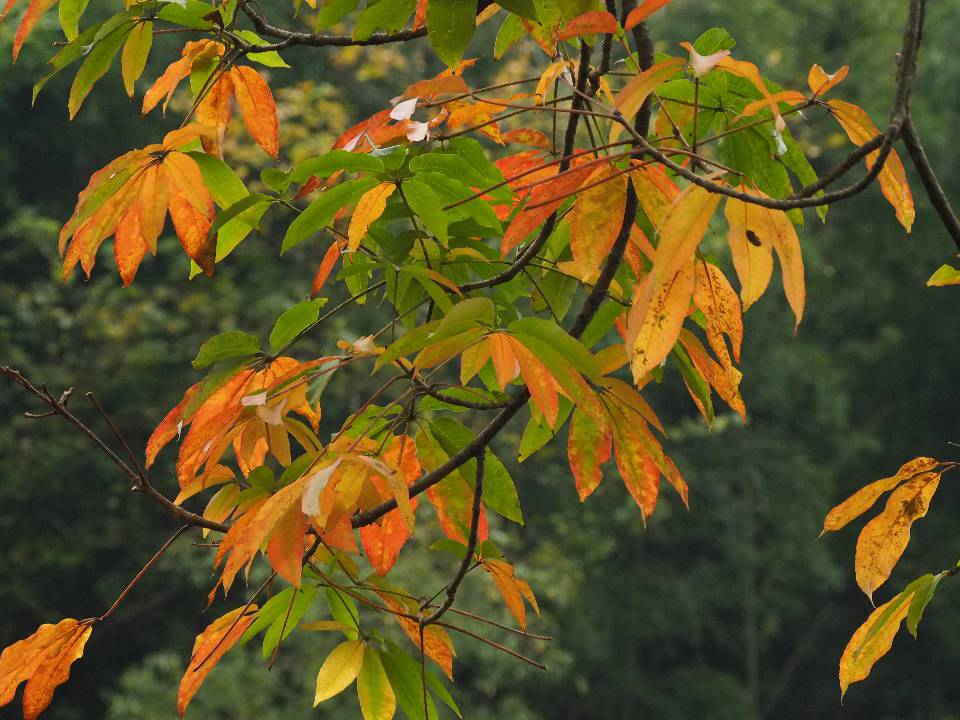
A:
2;0;958;717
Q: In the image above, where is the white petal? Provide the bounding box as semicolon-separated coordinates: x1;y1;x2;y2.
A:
241;391;268;407
352;335;377;353
301;459;342;517
405;121;430;142
390;97;418;121
342;133;363;152
690;48;730;78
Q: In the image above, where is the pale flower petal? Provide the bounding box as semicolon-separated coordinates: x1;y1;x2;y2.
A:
301;459;342;517
390;97;418;121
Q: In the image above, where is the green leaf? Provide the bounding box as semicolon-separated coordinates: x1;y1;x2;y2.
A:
429;418;523;524
412;171;503;234
68;15;133;118
426;672;461;718
494;12;525;59
33;21;103;102
325;588;360;641
580;300;623;349
429;538;469;556
380;642;439;720
693;27;736;55
193;330;260;369
58;0;90;41
289;150;386;184
156;0;215;30
906;573;943;638
282;177;379;253
518;398;573;461
262;586;318;659
927;264;960;287
316;0;357;29
401;178;448;243
671;346;714;428
497;0;539;20
209;193;273;238
269;299;329;354
188;152;249;206
427;0;477;68
241;587;296;644
233;29;290;67
354;0;416;41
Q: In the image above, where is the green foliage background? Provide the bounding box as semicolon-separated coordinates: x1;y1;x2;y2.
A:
2;2;959;718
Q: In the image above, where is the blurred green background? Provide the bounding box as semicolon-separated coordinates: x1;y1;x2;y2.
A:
2;1;959;718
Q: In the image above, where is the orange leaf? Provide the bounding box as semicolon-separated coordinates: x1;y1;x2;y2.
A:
168;180;215;276
626;260;696;382
821;457;940;536
608;403;660;519
11;0;56;61
630;163;680;227
567;407;612;501
623;0;672;30
311;240;342;297
229;65;280;159
196;72;234;158
142;40;223;115
267;502;308;586
827;99;914;231
348;183;396;252
177;607;258;717
135;163;169;254
0;618;93;720
377;593;456;678
501;128;551;149
678;329;746;421
507;335;559;428
568;164;629;283
855;471;941;601
611;57;684;143
113;205;148;286
556;11;618;40
487;332;518;389
482;559;538;632
808;64;848;97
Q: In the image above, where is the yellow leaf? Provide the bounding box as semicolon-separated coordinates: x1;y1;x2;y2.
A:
611;58;685;143
357;647;396;720
649;183;721;292
807;64;849;97
839;589;915;698
723;195;774;311
821;457;940;536
827;99;915;231
0;618;93;720
855;471;941;600
348;183;396;251
229;65;280;159
178;607;257;717
693;258;743;363
121;20;153;97
569;165;629;284
314;640;365;705
626;259;696;383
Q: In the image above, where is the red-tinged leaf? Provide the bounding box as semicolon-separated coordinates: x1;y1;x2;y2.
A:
0;0;17;21
168;181;215;276
567;407;612;501
610;57;685;143
623;0;672;30
556;11;618;40
375;592;456;679
113;205;147;287
808;64;848;97
625;260;696;383
311;241;342;297
693;258;743;362
500;163;594;256
267;502;308;586
412;0;427;30
569;164;629;283
608;403;659;520
10;0;56;61
739;90;805;119
0;618;93;720
417;428;488;545
230;65;280;159
348;183;396;251
501;128;551;149
723;193;774;311
821;457;940;536
177;607;258;717
142;40;223;114
402;72;469;100
827;99;915;231
146;382;202;468
855;472;941;600
678;329;746;421
507;335;559;428
649;183;722;291
360;510;412;576
600;377;665;435
487;332;519;389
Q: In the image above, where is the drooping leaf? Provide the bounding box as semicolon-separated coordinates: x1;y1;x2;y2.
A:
314;640;365;705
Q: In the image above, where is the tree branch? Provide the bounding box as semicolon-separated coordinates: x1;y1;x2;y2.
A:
901;115;960;251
